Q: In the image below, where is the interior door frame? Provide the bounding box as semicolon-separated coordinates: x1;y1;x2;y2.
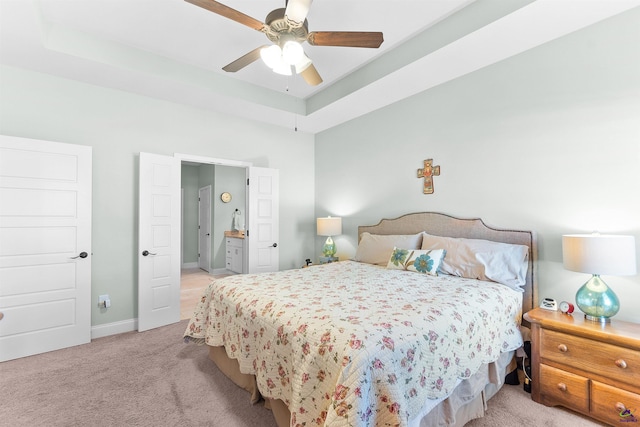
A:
138;153;252;331
140;153;285;330
175;153;253;278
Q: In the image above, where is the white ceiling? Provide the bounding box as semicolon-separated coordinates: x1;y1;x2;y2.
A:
1;0;639;133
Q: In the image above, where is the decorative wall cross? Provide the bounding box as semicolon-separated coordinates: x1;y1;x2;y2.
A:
417;159;440;194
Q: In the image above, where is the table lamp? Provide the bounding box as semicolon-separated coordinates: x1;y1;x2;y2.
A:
317;216;342;257
562;234;636;323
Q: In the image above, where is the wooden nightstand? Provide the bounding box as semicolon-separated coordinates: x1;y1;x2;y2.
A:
524;307;640;426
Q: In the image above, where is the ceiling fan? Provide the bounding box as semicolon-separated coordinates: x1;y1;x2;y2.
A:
185;0;384;86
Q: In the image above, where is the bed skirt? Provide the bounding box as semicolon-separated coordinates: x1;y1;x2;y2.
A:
207;345;516;427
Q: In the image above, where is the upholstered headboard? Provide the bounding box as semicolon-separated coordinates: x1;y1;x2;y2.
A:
358;212;538;325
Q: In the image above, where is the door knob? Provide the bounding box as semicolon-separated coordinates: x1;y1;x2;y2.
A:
272;243;278;247
70;251;88;259
206;233;210;236
142;250;157;256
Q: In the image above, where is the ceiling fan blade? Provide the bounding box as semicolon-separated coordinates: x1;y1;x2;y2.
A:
300;63;322;86
285;0;313;29
185;0;265;32
308;31;384;48
222;46;268;72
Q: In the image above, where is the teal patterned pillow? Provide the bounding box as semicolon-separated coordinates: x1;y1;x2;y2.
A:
386;247;446;276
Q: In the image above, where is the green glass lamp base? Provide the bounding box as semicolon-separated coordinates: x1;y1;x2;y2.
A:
575;274;619;324
322;236;336;257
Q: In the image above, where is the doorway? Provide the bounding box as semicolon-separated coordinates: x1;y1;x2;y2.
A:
179;160;248;320
138;152;279;331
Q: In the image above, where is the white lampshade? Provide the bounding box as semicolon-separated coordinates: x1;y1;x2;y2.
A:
317;216;342;236
271;62;293;76
562;234;636;275
260;45;292;76
260;45;282;69
282;41;304;65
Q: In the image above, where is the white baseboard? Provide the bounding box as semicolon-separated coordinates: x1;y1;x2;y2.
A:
211;267;230;275
91;318;138;339
182;262;198;269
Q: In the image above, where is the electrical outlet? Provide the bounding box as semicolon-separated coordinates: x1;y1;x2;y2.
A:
98;294;111;309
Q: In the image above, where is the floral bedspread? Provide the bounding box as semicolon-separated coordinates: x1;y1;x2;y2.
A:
184;261;523;427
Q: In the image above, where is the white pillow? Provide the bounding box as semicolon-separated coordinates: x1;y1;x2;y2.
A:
353;233;423;265
386;247;446;276
421;232;529;291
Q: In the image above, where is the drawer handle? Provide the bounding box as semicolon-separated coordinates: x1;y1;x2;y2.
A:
616;402;626;412
615;359;627;369
557;344;568;353
557;383;567;392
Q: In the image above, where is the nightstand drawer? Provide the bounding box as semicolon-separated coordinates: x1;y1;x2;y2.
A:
541;329;640;386
591;381;640;425
539;364;589;412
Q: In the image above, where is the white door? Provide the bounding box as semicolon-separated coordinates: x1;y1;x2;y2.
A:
0;135;92;362
247;167;279;273
138;152;180;332
198;185;211;272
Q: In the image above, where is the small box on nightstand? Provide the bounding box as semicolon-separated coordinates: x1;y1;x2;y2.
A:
319;256;338;264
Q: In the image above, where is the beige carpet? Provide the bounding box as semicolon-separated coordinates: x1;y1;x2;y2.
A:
0;320;276;427
0;320;605;427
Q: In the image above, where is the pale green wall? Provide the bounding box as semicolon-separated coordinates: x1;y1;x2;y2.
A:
315;9;640;322
214;165;247;270
0;67;316;326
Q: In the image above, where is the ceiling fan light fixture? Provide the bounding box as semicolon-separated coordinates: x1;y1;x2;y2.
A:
189;0;384;86
282;41;304;65
260;45;283;69
260;45;292;75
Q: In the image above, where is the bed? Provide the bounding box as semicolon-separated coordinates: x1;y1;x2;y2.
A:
184;212;538;426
